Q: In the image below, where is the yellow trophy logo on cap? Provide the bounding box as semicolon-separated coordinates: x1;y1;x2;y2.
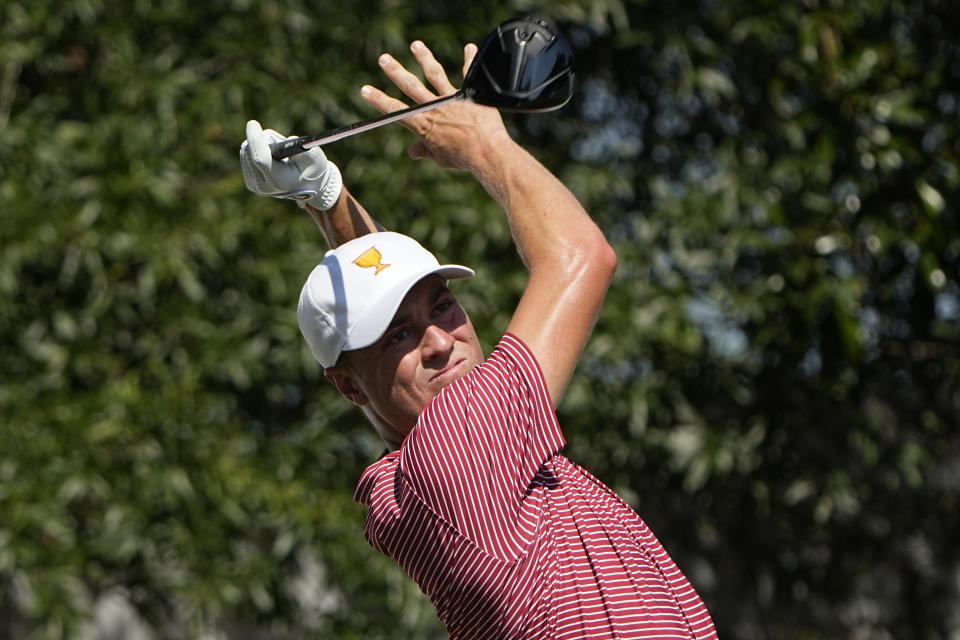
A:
353;247;390;275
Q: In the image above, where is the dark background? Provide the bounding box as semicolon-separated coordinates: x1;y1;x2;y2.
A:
1;0;958;637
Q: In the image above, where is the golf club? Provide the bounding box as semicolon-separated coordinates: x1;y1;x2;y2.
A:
270;16;574;160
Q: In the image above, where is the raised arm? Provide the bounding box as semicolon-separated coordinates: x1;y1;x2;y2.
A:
240;120;382;249
362;42;617;405
303;189;383;248
475;133;617;406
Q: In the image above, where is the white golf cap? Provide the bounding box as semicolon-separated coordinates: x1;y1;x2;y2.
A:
297;231;474;368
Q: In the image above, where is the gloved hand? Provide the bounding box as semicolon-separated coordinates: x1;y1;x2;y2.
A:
239;120;343;210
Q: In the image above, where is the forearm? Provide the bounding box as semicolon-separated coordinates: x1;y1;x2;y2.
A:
472;132;610;275
304;186;384;249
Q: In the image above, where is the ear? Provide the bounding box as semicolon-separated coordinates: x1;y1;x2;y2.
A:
324;366;369;406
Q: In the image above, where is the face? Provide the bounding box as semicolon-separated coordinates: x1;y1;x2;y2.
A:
325;275;484;450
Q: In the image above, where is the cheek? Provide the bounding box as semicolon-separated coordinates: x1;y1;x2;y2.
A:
389;352;425;395
356;355;404;404
445;309;474;339
456;318;481;348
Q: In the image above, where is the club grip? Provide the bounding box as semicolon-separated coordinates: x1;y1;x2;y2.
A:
269;138;307;161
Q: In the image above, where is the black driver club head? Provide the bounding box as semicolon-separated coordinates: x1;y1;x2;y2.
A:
462;16;575;112
269;16;575;158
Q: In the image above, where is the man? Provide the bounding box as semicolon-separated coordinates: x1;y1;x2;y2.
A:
240;39;717;640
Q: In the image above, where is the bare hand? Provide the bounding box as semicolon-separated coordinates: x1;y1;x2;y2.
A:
360;41;512;172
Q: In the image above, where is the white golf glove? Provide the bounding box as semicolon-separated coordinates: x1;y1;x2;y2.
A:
239;119;343;210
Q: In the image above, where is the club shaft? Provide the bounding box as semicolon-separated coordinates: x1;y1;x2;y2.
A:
270;92;465;160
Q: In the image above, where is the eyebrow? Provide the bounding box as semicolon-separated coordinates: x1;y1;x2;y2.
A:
383;281;452;333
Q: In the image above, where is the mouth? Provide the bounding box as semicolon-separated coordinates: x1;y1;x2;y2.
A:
430;357;468;385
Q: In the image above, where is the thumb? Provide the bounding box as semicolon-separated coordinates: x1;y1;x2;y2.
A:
245;119;264;145
245;119;271;166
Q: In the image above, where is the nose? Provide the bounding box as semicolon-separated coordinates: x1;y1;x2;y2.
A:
420;324;454;365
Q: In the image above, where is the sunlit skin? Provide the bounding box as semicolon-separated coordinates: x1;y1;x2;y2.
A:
324;275;484;451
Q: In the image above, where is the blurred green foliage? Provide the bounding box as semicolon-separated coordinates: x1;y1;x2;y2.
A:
1;0;958;638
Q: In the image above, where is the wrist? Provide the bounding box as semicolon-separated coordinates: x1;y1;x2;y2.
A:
301;163;343;211
469;131;526;196
468;128;519;179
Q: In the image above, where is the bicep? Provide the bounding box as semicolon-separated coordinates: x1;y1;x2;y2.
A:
505;235;617;407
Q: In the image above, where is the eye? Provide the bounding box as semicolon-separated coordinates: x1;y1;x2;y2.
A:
386;326;412;345
434;299;454;315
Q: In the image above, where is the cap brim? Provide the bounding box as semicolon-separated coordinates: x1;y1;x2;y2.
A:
341;264;474;353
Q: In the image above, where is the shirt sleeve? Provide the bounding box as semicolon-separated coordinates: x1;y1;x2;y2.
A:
399;332;565;560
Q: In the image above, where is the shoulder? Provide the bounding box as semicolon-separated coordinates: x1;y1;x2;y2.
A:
461;332;549;400
486;332;540;371
412;333;550;431
354;451;400;506
402;332;560;471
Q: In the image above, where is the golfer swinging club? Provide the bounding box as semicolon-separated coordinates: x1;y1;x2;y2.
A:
240;37;717;640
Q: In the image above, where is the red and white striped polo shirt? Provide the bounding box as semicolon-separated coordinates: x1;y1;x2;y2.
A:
354;333;717;639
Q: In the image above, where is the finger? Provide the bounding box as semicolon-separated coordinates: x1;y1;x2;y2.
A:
378;52;436;104
462;43;477;78
360;84;411;116
410;40;456;96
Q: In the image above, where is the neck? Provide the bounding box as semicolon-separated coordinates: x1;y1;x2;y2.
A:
362;406;407;452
